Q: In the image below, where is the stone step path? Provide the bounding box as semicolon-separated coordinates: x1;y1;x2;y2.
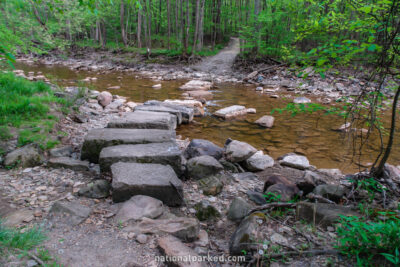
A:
135;105;184;124
107;111;177;130
81;128;176;163
142;101;195;123
111;162;183;206
99;142;183;175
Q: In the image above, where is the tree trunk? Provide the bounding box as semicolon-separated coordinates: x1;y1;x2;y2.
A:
167;0;171;49
137;3;142;48
373;86;400;177
191;0;200;55
120;0;128;46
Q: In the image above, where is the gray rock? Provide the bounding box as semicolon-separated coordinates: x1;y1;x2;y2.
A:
296;202;359;228
229;213;265;255
214;105;248;119
136;234;148;244
49;201;92;226
296;171;324;194
233;172;259;181
81;128;176;163
158;235;207;267
244;151;274;171
48;157;90;171
318;169;343;180
227;197;253;222
186;155;223;180
279;153;310;170
97;91;112;107
225;140;257;163
111;162;183;206
99;142;182;175
194;200;220;221
293;97;311;104
49;146;73;157
3;209;34;227
219;158;240;173
266;183;299;202
255;115;275;128
78;179;110;198
198;175;223;196
246;190;267;205
104;99;126;112
135;105;183;124
115;195;164;223
107;111;177;130
263;174;296;191
184;139;223;160
4;145;43;168
127;217;199;241
313;184;346;202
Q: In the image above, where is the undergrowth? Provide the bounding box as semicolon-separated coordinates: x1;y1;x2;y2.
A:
0;72;72;150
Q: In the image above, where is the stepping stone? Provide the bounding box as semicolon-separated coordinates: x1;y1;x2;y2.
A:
135;105;183;124
81;128;176;163
107;111;177;130
144;101;194;124
111;162;183;206
99;142;183;175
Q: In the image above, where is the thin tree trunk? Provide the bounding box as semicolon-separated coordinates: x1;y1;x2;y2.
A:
167;0;171;49
373;86;400;177
137;2;142;48
191;0;200;55
120;0;128;46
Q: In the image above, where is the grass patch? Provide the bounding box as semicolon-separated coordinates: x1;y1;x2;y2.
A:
0;221;60;266
336;213;400;266
0;72;72;150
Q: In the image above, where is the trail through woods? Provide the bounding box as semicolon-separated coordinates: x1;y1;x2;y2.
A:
193;37;240;75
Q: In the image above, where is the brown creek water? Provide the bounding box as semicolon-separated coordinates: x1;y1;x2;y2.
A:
14;62;400;173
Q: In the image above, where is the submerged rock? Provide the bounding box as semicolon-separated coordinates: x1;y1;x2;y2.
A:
255;115;275;128
214;105;248;119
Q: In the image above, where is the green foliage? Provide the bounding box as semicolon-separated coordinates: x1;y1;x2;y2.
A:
336;214;400;266
0;72;69;149
348;177;385;202
263;192;281;203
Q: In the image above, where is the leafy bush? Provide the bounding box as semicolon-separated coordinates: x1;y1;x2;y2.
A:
336;214;400;266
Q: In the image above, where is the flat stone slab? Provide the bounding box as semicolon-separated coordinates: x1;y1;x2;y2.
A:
179;80;212;91
111;162;183;206
158;235;207;267
214;105;248;119
48;157;90;171
144;101;194;124
99;142;183;175
135;105;183;124
107;111;177;130
81;128;176;163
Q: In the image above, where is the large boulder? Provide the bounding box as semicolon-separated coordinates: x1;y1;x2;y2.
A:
255;115;275;128
244;151;274;171
227;197;253;222
184;139;223;160
111;162;183;206
296;202;359;228
186;155;224;180
225;140;257;163
229;213;265;255
4;145;43;168
115;195;164;223
278;153;310;170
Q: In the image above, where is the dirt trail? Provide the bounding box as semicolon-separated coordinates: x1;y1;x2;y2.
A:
193;38;240;75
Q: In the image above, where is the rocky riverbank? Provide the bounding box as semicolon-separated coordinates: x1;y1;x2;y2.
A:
1;80;399;266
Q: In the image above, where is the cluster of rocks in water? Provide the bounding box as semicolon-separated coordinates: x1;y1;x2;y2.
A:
2;73;400;266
